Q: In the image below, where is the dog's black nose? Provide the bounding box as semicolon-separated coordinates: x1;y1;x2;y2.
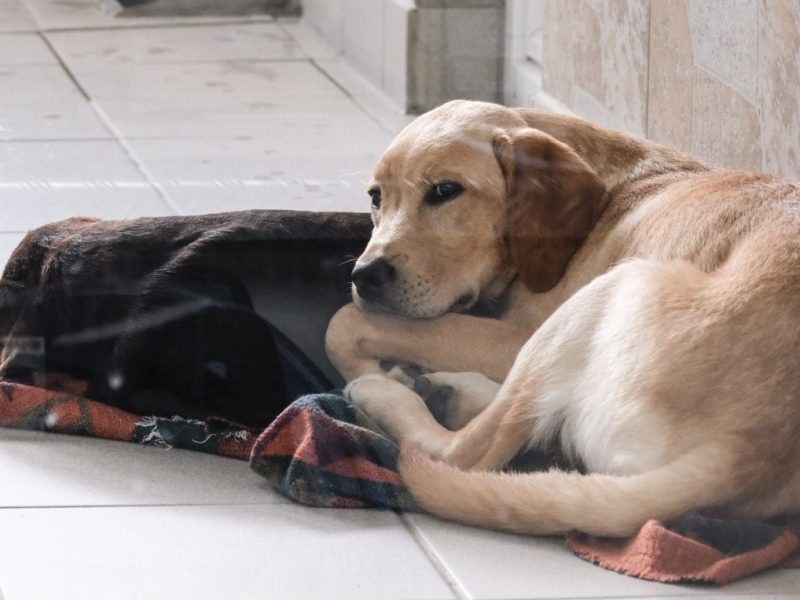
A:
352;258;396;301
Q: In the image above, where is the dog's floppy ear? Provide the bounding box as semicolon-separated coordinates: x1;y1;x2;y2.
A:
493;129;607;293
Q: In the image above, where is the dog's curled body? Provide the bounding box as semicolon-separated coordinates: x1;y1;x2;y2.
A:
326;100;800;536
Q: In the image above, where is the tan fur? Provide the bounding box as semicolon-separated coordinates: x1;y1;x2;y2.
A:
325;100;800;537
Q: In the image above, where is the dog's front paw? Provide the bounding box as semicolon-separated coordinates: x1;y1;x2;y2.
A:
344;374;404;424
414;371;500;430
344;374;430;443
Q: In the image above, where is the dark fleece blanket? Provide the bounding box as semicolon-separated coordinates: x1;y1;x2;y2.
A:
1;376;797;585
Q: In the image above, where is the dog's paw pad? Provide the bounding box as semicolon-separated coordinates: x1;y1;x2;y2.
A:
414;375;455;426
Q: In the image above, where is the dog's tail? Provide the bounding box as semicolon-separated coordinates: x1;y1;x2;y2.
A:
399;444;734;537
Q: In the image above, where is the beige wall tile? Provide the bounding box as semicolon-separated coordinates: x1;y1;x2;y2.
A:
541;0;582;109
543;0;649;136
572;86;630;132
571;2;603;103
758;0;800;180
648;0;692;151
692;66;762;171
520;0;800;179
597;0;649;135
687;0;758;103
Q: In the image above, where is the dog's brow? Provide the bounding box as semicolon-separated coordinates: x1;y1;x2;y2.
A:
459;135;495;156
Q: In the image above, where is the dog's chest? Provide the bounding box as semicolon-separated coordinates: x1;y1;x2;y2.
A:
557;392;671;476
530;282;675;476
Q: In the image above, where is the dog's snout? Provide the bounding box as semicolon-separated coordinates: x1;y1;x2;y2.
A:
352;258;396;301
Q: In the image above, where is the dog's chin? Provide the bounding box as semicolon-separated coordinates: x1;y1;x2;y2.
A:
352;288;478;319
352;292;405;317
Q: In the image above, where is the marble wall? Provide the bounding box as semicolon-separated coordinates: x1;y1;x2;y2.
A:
540;0;800;179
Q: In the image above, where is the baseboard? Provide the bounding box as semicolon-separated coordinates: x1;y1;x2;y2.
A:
531;91;575;116
302;0;504;114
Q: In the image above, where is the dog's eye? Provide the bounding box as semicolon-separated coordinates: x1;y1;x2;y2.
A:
368;187;382;210
425;181;464;206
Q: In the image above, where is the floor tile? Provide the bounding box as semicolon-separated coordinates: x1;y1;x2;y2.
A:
351;90;416;136
0;0;35;32
0;65;111;140
22;0;115;30
0;140;172;229
717;568;800;596
128;112;390;162
280;20;415;136
312;57;381;100
312;57;415;135
73;60;347;107
0;232;25;269
0;32;55;64
0;139;141;181
155;172;373;215
48;22;302;65
127;116;388;213
280;23;414;137
0;504;455;600
403;513;798;598
0;428;285;507
24;0;274;30
69;60;358;138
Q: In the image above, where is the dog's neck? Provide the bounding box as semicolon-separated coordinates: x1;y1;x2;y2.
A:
513;108;708;193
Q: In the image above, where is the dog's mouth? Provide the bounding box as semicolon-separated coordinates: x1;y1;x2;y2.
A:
355;293;472;319
353;284;478;318
450;291;477;312
352;290;405;317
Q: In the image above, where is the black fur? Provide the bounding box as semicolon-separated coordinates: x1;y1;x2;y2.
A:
0;210;372;428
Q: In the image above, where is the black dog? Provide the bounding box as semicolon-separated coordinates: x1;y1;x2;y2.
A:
0;210;371;428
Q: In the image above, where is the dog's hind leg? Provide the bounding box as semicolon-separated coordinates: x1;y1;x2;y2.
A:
344;372;520;468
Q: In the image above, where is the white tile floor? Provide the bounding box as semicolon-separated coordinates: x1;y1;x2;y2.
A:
0;2;798;599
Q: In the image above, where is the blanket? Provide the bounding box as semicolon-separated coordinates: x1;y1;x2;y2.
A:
1;377;797;585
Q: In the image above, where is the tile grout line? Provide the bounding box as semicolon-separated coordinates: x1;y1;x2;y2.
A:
19;1;304;221
32;15;361;218
275;19;402;137
398;513;471;600
92;102;184;215
36;31;94;103
307;58;399;137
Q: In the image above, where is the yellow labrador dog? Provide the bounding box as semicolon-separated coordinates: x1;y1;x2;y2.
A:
325;100;800;537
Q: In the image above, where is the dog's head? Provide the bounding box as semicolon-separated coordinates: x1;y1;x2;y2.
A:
351;100;608;318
